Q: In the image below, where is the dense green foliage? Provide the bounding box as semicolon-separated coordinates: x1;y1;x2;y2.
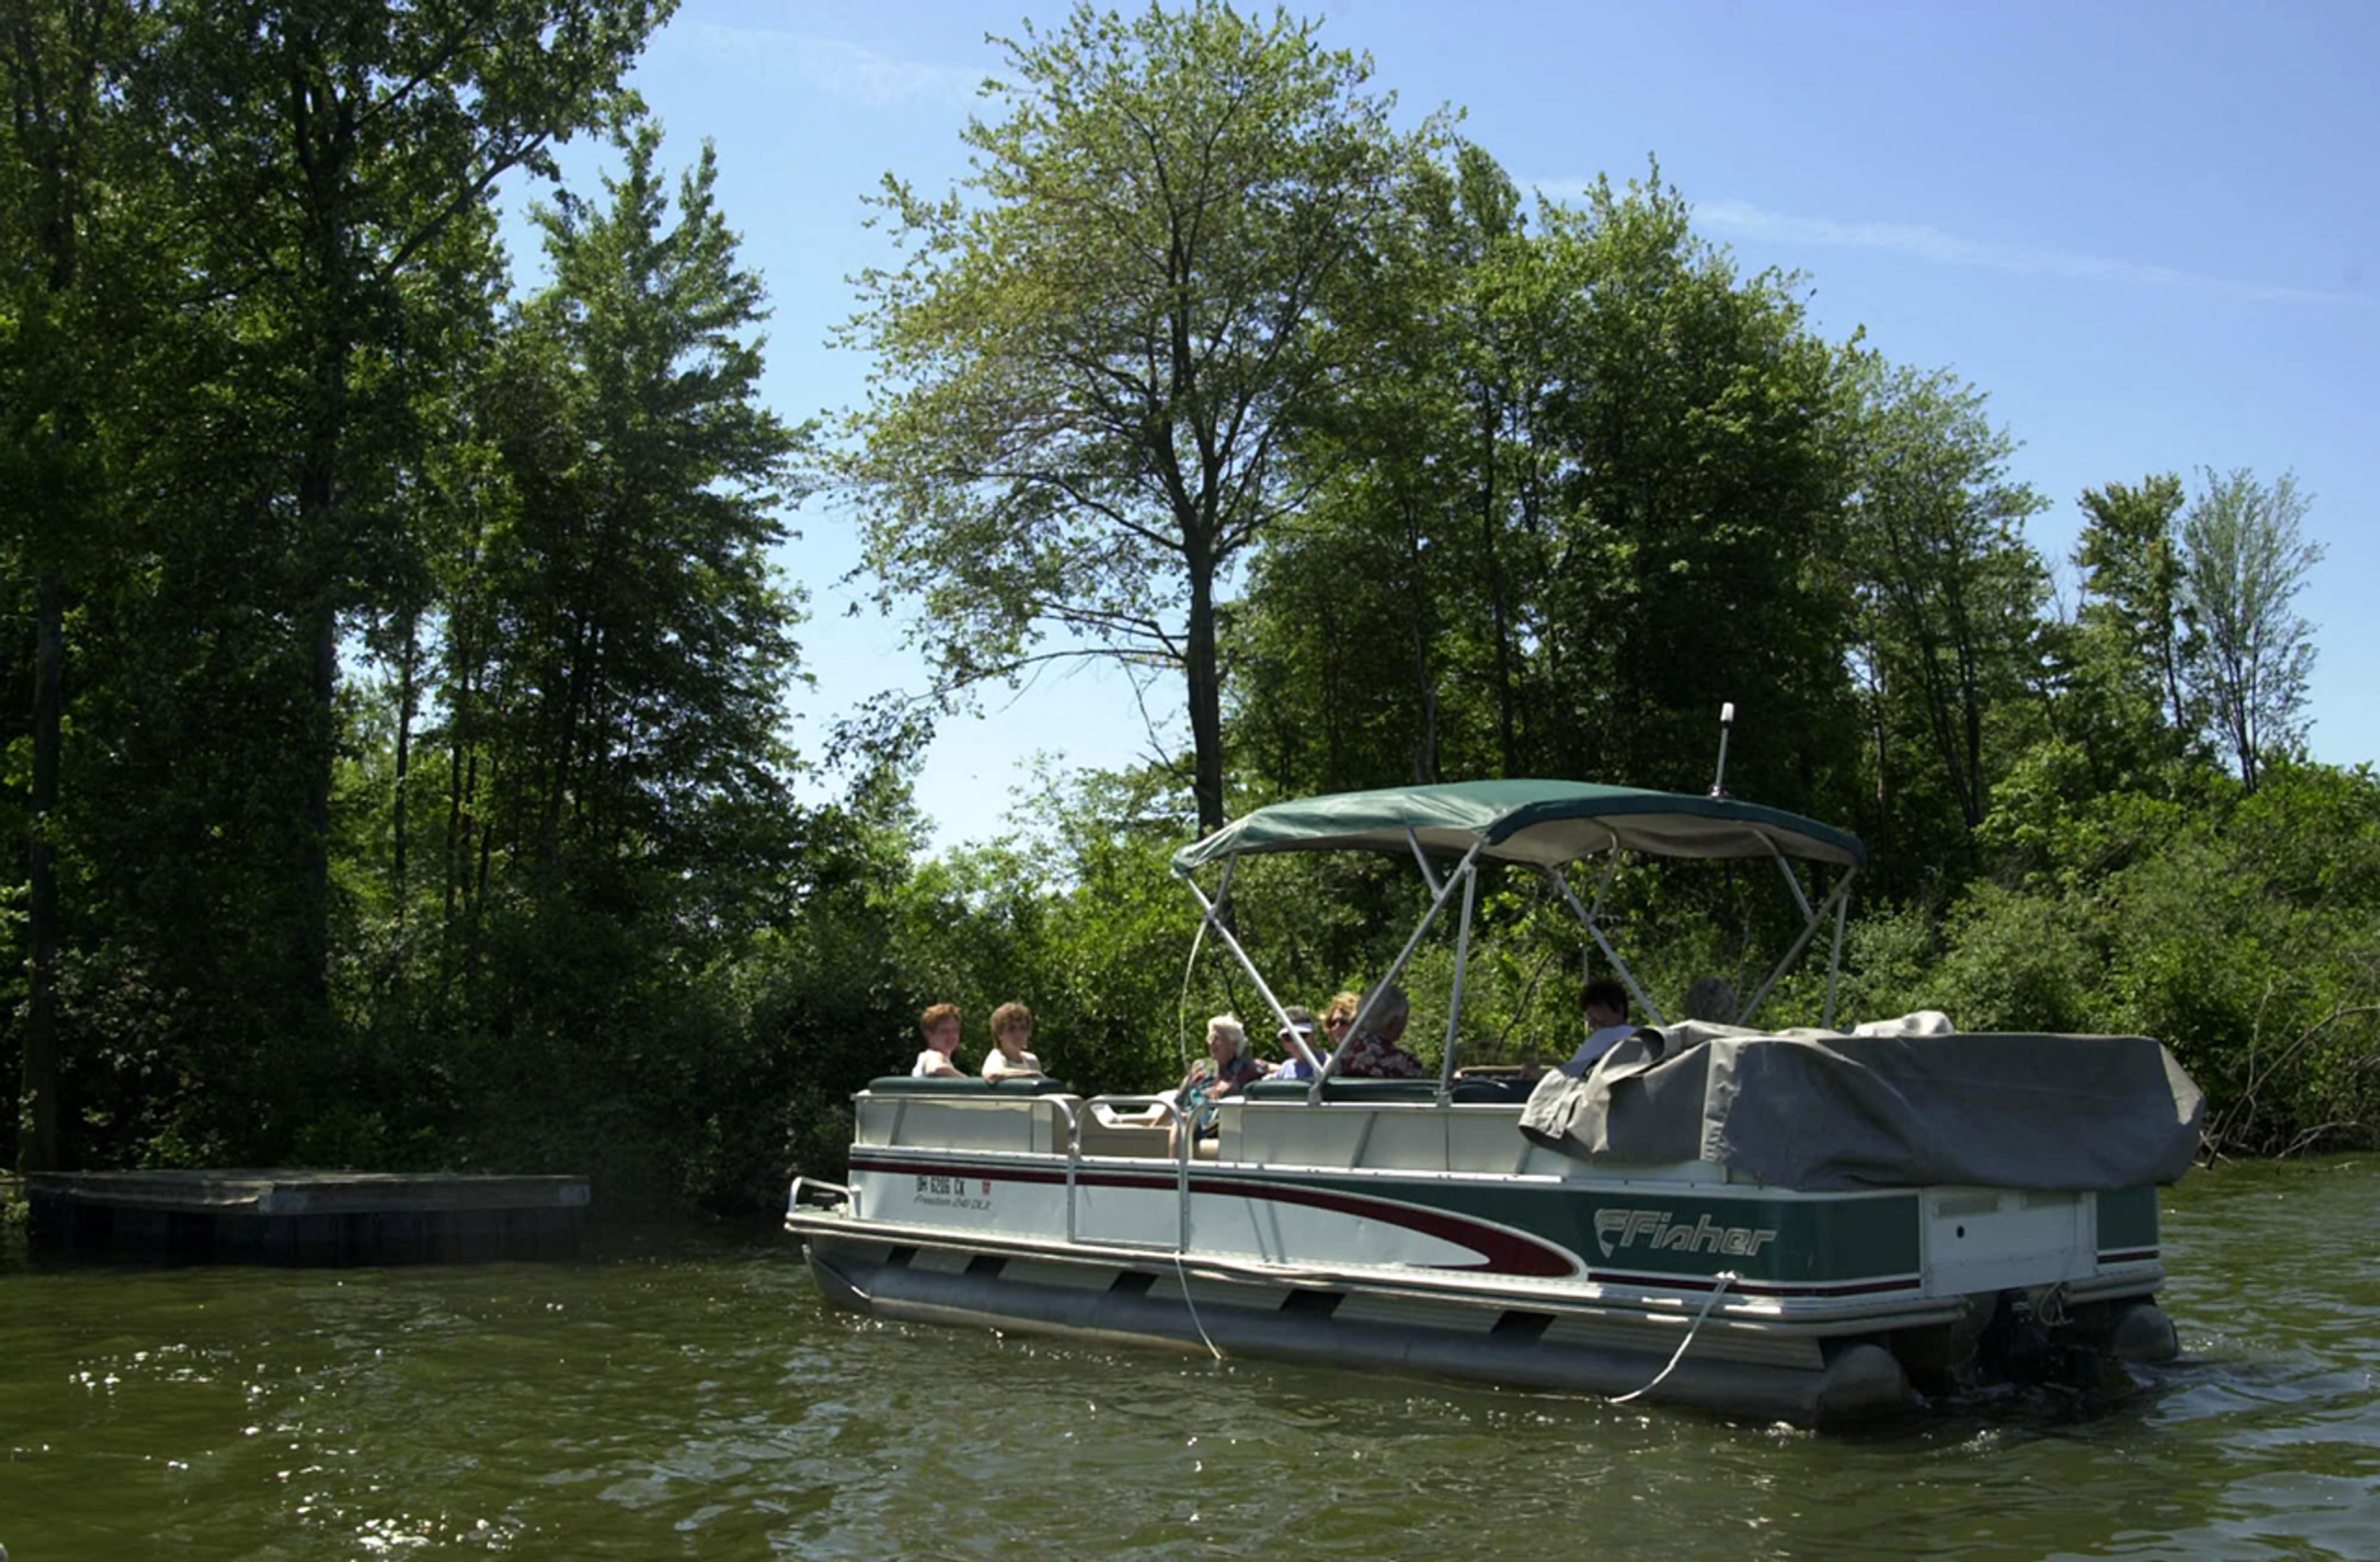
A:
5;3;2372;1211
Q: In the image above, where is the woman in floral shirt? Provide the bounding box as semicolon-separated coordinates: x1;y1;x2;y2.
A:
1336;984;1428;1079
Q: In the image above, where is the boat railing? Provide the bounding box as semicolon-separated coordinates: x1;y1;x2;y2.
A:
1073;1094;1193;1253
841;1081;1200;1254
788;1175;857;1219
1040;1095;1080;1242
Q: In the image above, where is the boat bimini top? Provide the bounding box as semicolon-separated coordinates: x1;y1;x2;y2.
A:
1171;780;1866;1102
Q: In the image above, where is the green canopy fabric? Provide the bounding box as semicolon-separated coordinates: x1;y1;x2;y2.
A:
1171;780;1866;873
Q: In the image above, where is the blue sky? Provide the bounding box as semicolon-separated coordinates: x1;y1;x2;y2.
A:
525;0;2378;847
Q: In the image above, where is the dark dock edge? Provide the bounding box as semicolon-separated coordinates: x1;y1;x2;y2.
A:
24;1169;590;1266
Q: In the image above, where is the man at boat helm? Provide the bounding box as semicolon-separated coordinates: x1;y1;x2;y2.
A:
1561;979;1637;1077
1336;985;1428;1078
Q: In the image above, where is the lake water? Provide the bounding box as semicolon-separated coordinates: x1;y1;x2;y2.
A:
2;1157;2375;1559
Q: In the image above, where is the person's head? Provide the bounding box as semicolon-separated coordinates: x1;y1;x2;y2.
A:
1582;979;1629;1028
1367;985;1410;1042
1276;1005;1317;1058
1682;976;1737;1024
1322;992;1362;1044
919;1002;963;1052
1205;1014;1246;1061
989;1001;1034;1054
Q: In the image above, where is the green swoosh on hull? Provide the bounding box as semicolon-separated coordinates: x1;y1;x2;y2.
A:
1282;1173;1922;1285
2096;1187;2161;1252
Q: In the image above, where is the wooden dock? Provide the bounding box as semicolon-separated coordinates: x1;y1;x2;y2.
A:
24;1168;589;1265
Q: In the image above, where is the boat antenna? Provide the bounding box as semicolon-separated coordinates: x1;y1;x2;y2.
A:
1709;702;1735;799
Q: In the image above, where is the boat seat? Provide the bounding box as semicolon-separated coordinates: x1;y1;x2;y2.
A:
1241;1077;1533;1105
1075;1114;1174;1158
863;1075;1077;1096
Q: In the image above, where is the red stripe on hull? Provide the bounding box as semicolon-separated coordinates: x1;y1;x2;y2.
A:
850;1152;1575;1277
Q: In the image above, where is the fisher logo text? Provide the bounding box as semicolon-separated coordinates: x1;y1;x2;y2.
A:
1594;1207;1776;1261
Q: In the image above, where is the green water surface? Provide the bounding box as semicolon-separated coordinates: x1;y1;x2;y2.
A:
2;1157;2374;1560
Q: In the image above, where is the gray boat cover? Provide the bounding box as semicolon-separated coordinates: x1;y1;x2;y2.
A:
1518;1014;2204;1191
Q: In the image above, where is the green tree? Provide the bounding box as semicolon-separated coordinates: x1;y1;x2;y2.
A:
1;0;164;1169
1840;358;2048;858
842;1;1431;831
139;0;667;1035
2181;467;2321;792
1230;142;1562;795
417;119;806;1199
487;120;804;917
1230;163;1856;819
2074;472;2191;744
1532;173;1853;803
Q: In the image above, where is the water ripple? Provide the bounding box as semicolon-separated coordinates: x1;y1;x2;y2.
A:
1;1162;2376;1558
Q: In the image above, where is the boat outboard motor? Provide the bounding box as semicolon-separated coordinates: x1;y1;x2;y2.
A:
1976;1287;2058;1385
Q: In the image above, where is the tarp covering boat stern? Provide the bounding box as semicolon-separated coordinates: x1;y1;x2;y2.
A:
1520;1019;2204;1191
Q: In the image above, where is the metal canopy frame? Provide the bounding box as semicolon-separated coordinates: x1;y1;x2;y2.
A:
1177;821;1860;1099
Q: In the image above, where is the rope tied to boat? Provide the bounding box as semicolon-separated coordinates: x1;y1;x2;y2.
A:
1608;1271;1739;1405
1174;1251;1225;1362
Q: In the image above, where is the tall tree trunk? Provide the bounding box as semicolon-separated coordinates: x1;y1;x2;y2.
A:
1478;394;1517;774
289;27;355;1030
10;2;100;1172
444;664;471;934
1405;496;1440;785
391;607;418;915
300;515;338;1020
2160;624;2188;741
20;567;64;1172
1185;539;1224;834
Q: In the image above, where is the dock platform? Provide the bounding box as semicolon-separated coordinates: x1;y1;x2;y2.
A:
24;1168;589;1265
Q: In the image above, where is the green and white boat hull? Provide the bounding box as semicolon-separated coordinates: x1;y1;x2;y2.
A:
787;1082;2176;1423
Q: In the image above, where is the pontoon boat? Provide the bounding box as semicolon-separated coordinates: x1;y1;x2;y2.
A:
786;780;2199;1423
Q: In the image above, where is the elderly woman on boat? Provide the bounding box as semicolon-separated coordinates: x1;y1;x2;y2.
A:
1172;1014;1266;1152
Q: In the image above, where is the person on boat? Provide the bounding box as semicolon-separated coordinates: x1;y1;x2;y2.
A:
1318;991;1361;1062
981;1001;1044;1080
1336;985;1428;1079
910;1003;966;1079
1173;1014;1267;1149
1267;1006;1323;1080
1561;979;1637;1077
1682;974;1738;1024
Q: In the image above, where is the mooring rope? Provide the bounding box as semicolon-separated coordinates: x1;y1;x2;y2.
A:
1173;1251;1225;1362
1609;1271;1740;1405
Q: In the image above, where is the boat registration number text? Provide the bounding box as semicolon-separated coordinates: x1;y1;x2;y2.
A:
914;1173;995;1212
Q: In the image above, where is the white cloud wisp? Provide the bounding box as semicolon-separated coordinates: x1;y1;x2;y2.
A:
682;23;985;111
1693;196;2373;311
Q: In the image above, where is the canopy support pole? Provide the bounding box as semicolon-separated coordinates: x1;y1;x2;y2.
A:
1180;865;1305;1061
1435;858;1479;1106
1822;870;1853;1031
1737;868;1858;1027
1763;835;1815;924
1546;862;1667;1027
1404;828;1443;899
1315;839;1484;1098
